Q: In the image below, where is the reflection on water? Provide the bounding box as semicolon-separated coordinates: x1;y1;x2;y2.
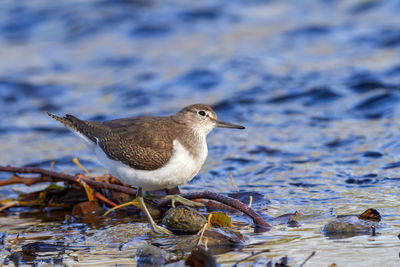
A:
1;0;400;265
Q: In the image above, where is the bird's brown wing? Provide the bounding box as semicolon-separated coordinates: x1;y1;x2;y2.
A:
98;117;175;170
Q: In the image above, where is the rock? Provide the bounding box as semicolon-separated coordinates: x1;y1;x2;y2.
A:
136;244;185;267
136;244;167;267
185;247;217;267
322;215;381;238
162;206;207;235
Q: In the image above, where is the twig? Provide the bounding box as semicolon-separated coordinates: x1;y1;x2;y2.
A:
233;249;270;267
299;251;316;267
95;192;117;207
0;174;52;187
0;201;19;212
200;199;237;211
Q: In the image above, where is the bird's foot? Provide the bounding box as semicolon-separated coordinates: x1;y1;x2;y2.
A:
160;195;204;208
150;221;173;235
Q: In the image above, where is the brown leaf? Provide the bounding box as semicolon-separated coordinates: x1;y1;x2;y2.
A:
359;208;381;221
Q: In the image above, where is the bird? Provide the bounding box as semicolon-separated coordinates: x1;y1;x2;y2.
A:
48;104;245;234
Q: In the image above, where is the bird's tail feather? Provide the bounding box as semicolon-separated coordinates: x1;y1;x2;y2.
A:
47;112;97;143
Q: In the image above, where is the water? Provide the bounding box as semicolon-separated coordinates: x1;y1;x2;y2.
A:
0;0;400;266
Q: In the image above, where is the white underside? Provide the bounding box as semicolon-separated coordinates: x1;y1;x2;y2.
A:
95;139;207;191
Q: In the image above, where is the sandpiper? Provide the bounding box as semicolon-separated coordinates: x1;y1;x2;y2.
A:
48;104;245;234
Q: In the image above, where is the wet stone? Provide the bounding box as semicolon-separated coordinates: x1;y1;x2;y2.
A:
322;215;381;238
162;206;207;235
185;247;217;267
136;244;167;267
136;244;184;267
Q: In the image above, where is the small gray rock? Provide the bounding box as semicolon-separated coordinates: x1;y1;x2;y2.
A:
162;206;207;235
136;244;167;267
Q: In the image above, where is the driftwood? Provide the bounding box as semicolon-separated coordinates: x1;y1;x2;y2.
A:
0;165;271;231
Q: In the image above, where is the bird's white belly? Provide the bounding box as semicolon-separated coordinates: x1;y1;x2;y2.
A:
95;139;207;191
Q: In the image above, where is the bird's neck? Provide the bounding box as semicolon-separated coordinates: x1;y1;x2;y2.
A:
176;128;207;160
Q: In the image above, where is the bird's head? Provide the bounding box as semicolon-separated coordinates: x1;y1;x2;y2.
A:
173;104;245;135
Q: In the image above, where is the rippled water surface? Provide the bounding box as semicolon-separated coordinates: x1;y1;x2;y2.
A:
1;0;400;266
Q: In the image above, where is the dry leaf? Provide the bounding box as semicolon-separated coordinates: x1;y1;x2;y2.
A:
359;208;381;221
207;211;232;229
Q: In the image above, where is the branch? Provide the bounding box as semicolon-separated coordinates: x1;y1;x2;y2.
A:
0;174;52;187
186;191;271;231
0;165;136;195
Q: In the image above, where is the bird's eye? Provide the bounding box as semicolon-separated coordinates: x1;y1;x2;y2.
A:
198;110;206;116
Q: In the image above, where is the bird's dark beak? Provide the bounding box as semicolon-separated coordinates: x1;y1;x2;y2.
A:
215;120;245;129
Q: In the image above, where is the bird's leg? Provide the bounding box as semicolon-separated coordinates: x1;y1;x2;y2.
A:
137;188;173;235
103;188;172;235
103;199;139;216
144;192;204;208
